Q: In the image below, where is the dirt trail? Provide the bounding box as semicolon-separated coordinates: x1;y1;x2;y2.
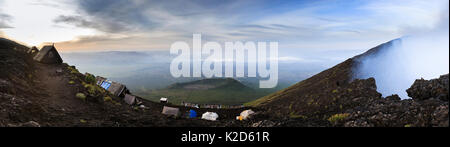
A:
36;64;78;109
32;63;100;126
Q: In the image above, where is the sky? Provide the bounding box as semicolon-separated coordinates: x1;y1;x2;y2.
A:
0;0;448;55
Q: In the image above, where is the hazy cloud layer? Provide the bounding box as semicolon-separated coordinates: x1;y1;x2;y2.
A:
0;13;12;29
54;15;125;33
0;0;12;29
1;0;448;53
49;0;448;52
0;1;11;37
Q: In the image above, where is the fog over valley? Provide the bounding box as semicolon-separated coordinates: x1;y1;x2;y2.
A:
60;50;357;93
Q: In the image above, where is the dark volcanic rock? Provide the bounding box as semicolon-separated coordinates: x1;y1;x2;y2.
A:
407;74;449;101
7;121;41;127
340;74;449;127
432;105;449;127
385;94;401;101
251;120;277;127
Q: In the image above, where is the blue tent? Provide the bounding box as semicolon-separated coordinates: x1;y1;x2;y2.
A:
100;81;111;90
189;110;197;118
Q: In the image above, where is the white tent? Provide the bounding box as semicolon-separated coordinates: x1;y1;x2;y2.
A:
160;97;168;103
239;109;255;120
201;112;219;121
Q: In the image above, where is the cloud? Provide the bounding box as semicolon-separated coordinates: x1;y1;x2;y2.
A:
353;0;449;99
361;0;448;35
0;0;11;38
0;14;12;28
267;56;320;63
54;15;97;29
54;15;132;33
51;0;282;50
28;0;67;8
67;0;170;33
57;0;301;37
53;33;181;51
52;1;158;33
0;2;12;29
3;0;448;56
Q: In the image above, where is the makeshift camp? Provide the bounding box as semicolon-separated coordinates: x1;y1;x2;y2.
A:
189;110;197;118
182;102;199;108
108;82;125;96
237;109;255;121
100;81;129;97
201;112;219;121
160;97;168;103
95;76;130;97
33;45;63;64
124;94;136;105
162;106;179;117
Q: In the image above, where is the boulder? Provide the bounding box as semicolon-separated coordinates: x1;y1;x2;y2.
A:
407;74;448;101
386;94;401;101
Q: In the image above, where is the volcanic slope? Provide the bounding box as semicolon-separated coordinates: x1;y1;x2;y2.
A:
246;39;448;127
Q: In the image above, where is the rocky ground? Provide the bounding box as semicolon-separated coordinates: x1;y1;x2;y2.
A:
340;74;448;127
242;75;449;127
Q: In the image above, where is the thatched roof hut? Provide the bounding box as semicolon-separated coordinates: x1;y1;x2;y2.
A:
33;45;63;64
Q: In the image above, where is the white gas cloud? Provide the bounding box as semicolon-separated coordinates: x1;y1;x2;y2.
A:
353;1;449;99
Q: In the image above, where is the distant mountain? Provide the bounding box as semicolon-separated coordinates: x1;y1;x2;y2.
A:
140;78;270;105
167;78;251;91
